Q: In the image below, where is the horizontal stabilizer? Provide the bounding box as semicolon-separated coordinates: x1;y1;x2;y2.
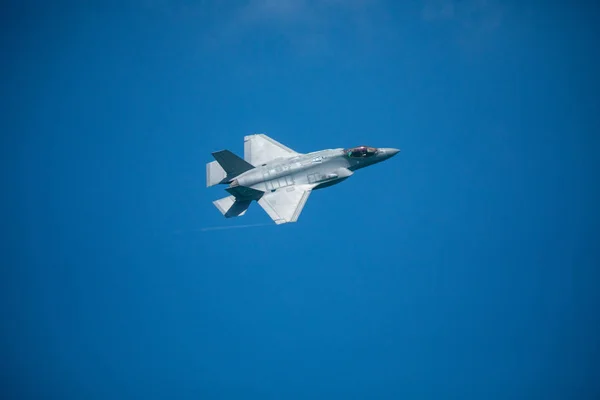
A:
212;150;254;178
213;196;251;218
206;160;227;187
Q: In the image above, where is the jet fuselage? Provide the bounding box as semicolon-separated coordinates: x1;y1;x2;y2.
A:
234;147;399;193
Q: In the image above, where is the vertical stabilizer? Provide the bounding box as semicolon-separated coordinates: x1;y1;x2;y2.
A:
212;150;254;177
207;150;255;187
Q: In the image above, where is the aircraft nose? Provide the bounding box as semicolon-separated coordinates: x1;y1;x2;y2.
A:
381;148;400;157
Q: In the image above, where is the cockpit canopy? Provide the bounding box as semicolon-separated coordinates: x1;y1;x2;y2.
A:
345;146;378;158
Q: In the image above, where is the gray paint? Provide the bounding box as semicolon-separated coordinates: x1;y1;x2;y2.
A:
207;134;400;224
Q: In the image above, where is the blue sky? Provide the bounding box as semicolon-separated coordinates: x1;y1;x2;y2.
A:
3;1;599;399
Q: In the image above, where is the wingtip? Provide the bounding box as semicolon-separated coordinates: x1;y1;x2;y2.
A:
244;133;267;141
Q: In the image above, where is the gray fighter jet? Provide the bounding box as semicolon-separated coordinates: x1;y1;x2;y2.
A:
206;134;400;224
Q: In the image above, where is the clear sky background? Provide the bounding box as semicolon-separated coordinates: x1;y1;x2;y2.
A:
3;1;600;399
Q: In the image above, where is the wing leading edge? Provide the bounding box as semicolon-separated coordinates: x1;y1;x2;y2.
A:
258;185;314;224
244;134;300;166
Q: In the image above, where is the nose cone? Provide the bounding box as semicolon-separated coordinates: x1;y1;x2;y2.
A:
380;148;400;158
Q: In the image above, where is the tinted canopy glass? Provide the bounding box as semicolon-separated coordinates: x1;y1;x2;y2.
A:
345;146;378;158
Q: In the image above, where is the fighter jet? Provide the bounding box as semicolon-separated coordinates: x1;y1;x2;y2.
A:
206;134;400;224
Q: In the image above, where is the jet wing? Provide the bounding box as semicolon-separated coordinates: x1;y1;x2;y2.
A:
258;185;314;224
244;134;300;166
